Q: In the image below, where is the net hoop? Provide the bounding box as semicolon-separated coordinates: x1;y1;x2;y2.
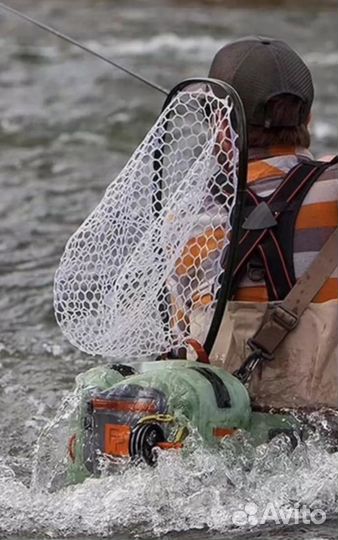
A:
54;78;248;359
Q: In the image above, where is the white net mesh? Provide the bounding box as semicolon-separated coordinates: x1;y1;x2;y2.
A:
54;82;240;359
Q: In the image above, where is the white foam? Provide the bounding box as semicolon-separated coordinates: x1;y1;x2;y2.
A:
82;35;338;67
10;33;337;69
305;52;338;67
56;131;107;147
312;120;337;140
83;34;228;60
1;428;337;537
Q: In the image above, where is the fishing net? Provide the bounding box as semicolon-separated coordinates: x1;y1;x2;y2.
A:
54;81;240;359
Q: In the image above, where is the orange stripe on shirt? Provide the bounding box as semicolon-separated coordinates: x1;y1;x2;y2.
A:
248;161;283;183
234;286;269;302
296;201;338;230
312;278;338;303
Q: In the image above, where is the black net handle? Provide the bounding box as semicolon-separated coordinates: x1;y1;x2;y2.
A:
195;81;248;355
154;78;248;356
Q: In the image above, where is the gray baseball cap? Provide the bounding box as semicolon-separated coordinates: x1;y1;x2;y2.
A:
209;36;314;127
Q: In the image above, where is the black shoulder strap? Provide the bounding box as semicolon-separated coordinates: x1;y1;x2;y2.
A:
227;156;338;300
260;158;338;298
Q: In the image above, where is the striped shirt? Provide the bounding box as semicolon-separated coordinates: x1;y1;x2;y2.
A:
172;146;337;332
235;146;338;303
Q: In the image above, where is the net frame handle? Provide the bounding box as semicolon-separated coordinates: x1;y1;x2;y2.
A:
155;78;248;356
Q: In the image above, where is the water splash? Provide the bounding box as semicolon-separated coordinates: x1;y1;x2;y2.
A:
1;407;337;538
31;391;81;493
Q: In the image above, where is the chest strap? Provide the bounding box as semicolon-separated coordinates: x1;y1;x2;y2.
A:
228;157;338;300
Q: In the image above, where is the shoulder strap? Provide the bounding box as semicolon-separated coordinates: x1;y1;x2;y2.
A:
234;227;338;383
261;157;338;299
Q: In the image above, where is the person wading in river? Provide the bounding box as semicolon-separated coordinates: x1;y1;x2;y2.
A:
181;37;338;411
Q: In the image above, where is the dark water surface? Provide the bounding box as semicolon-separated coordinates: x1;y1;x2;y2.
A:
0;0;337;538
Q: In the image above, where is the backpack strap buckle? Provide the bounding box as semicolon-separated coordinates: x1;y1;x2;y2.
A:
272;305;299;331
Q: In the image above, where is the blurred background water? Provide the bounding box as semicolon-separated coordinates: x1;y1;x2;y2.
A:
0;0;337;538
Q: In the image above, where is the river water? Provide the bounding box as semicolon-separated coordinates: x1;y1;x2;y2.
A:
0;0;337;538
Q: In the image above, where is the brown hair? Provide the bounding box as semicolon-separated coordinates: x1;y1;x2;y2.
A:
248;94;311;149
